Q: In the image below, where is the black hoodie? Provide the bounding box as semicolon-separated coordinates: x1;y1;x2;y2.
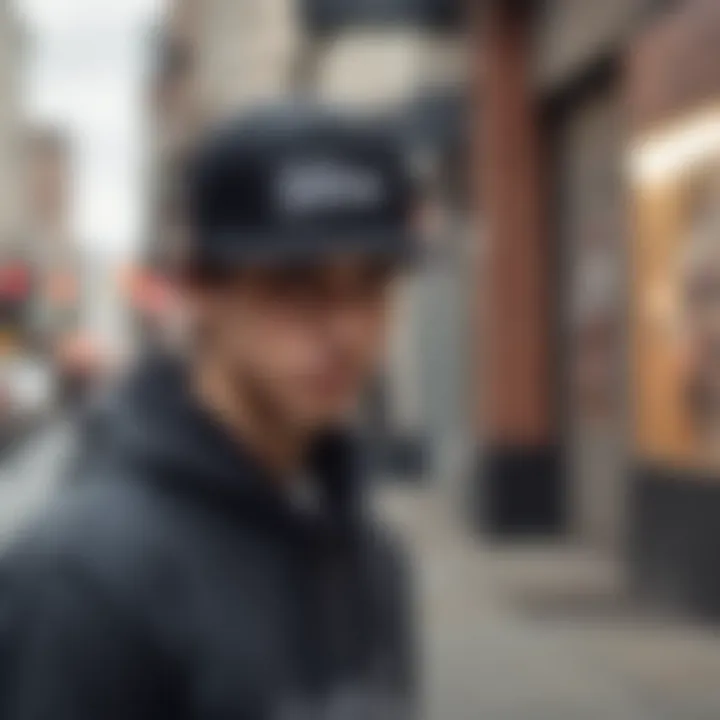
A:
0;357;416;720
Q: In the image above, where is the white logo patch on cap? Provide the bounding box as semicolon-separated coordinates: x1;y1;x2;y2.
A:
276;160;386;217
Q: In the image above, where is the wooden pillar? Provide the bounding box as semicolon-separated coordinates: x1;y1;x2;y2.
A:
474;0;563;534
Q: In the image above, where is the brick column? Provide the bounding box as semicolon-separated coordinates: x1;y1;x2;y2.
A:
474;1;563;535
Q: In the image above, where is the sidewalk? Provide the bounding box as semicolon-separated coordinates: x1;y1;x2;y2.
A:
0;420;74;549
377;486;720;720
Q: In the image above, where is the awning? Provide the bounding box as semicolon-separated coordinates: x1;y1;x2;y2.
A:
301;0;464;36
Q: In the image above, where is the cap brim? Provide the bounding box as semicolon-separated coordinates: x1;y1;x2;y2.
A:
197;228;422;269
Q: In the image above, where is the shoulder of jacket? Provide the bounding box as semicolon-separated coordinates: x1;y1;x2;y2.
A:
1;476;185;618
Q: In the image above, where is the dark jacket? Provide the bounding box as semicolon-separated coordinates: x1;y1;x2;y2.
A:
0;357;416;719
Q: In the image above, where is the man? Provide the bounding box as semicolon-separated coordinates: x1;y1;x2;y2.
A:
0;104;418;719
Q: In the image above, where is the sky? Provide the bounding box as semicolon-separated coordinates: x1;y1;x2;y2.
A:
18;0;166;257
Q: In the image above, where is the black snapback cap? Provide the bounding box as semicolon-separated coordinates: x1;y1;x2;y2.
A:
181;101;420;268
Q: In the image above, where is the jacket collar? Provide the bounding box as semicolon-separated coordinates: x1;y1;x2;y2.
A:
106;354;366;545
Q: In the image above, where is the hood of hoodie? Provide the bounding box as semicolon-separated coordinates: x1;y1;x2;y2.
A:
93;354;366;544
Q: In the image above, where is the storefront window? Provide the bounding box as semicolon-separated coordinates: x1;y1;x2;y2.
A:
631;105;720;469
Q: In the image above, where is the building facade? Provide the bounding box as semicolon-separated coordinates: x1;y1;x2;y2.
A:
0;0;24;249
153;0;299;152
23;128;84;350
474;0;720;618
0;0;29;360
148;0;300;270
25;129;72;246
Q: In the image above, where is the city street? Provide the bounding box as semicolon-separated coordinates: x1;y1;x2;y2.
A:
381;489;720;720
3;0;720;718
3;431;720;719
0;421;75;549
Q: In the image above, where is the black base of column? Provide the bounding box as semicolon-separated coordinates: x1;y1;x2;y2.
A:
474;444;566;537
631;464;720;620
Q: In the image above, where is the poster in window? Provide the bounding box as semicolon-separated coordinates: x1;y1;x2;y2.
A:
634;142;720;471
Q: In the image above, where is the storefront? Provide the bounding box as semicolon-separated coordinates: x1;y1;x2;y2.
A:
394;89;473;483
547;64;628;550
628;0;720;616
474;0;660;538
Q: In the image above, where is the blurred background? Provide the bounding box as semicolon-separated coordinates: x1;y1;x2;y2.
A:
6;0;720;717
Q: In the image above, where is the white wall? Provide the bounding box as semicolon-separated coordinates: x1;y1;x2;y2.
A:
197;0;299;122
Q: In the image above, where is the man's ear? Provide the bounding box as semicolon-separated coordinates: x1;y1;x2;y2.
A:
180;273;215;316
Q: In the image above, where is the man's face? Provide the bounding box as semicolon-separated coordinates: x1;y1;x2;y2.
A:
189;258;399;432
